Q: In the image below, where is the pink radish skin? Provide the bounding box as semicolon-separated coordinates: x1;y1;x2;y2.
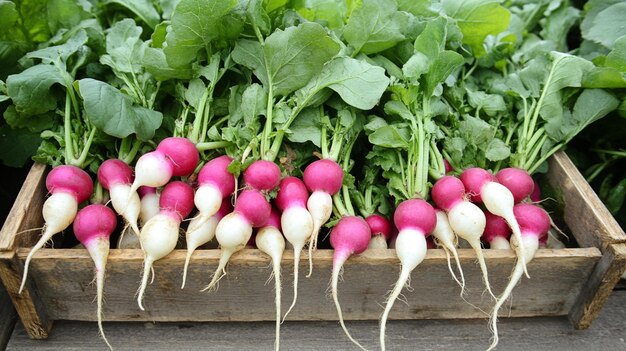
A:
98;159;141;237
488;204;550;351
156;137;200;177
443;159;453;174
366;214;391;249
460;168;528;276
181;199;232;289
530;180;541;202
255;208;285;351
380;199;436;351
20;165;93;294
431;210;465;293
275;177;313;321
431;176;494;298
496;168;534;203
137;181;194;310
243;160;281;191
204;189;271;291
303;159;343;277
330;216;371;351
483;212;512;249
73;204;117;350
195;155;236;219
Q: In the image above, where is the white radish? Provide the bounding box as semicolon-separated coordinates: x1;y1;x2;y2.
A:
98;159;141;238
431;210;465;293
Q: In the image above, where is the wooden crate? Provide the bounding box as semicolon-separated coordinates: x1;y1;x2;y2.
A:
1;151;625;340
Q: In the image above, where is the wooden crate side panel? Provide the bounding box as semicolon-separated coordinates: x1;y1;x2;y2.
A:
0;276;17;350
0;163;47;252
547;152;626;249
22;248;600;322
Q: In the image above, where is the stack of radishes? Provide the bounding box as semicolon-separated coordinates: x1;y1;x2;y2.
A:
20;136;558;351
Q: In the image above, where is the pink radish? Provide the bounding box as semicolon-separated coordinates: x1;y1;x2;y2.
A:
443;159;453;174
129;137;199;194
98;159;140;237
431;175;494;298
380;199;436;351
460;168;527;275
274;176;313;321
204;189;271;291
482;212;512;249
181;199;232;289
365;214;391;249
118;186;159;249
255;208;285;351
330;216;371;351
194;155;236;219
73;204;117;350
19;165;93;293
303;159;343;276
530;180;541;202
243;160;281;191
495;168;534;203
431;209;465;292
137;181;194;310
487;204;550;351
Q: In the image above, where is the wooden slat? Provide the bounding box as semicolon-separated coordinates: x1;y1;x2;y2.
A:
0;279;17;350
569;243;626;329
18;247;600;322
0;253;51;340
0;163;47;252
547;152;626;249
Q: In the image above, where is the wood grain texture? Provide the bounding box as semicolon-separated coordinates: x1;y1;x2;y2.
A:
16;247;600;322
0;163;47;252
547;152;626;249
0;280;17;351
6;290;626;351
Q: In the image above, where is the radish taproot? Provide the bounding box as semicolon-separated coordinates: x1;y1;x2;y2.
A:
330;215;371;351
20;165;93;293
274;176;313;321
366;214;391;249
380;199;436;351
98;159;140;237
431;209;465;292
73;204;117;350
137;181;194;310
117;186;159;249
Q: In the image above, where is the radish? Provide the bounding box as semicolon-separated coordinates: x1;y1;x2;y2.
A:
431;175;494;298
487;203;550;351
482;212;512;249
495;167;534;203
19;165;93;293
98;159;140;237
181;198;231;289
303;159;343;276
73;204;117;350
380;199;436;351
243;160;281;191
365;214;391;249
137;181;194;310
274;176;313;321
129;137;199;195
431;209;465;292
530;180;541;202
459;168;528;276
204;189;271;291
194;155;236;219
330;215;371;351
118;186;159;249
255;208;285;351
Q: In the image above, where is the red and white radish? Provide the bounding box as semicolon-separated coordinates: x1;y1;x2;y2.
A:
431;209;465;292
193;155;235;220
204;189;271;291
482;212;512;249
330;215;371;351
431;176;494;298
380;199;436;351
460;168;528;275
98;159;140;237
73;204;117;350
303;159;343;276
495;167;534;203
243;160;281;191
487;204;550;351
20;165;93;293
117;186;160;249
365;214;391;249
274;176;313;321
137;181;194;310
255;208;285;351
181;198;231;289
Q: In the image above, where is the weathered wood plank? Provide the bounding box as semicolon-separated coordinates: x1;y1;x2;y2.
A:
0;163;47;252
547;152;626;249
17;247;600;322
0;280;17;351
6;291;626;351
